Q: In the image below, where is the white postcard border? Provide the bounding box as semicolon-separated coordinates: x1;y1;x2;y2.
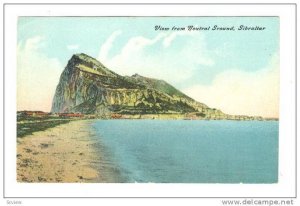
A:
3;3;296;198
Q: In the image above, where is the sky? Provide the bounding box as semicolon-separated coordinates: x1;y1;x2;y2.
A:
17;17;279;118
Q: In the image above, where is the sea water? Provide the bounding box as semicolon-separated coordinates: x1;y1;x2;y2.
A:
91;120;278;183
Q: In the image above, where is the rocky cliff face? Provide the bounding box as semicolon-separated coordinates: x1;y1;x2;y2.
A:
51;53;262;120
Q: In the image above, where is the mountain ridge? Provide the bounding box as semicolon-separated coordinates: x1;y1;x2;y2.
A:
51;53;264;120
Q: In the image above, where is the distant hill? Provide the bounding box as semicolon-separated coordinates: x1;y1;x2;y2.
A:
51;53;263;120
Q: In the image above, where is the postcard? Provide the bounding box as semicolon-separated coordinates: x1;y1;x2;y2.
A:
2;2;297;201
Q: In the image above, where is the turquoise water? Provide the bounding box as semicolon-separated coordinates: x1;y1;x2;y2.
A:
91;120;278;183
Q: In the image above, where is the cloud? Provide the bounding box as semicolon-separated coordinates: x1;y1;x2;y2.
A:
17;36;63;112
107;32;167;61
163;30;193;48
67;44;79;50
182;53;279;118
179;33;214;67
98;30;122;61
98;30;214;84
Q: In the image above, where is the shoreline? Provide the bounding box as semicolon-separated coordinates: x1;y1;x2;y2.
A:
17;120;115;183
16;118;277;183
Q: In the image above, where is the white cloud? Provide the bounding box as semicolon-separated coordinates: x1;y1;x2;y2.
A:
183;53;279;118
17;36;63;112
67;44;79;50
99;30;214;84
111;32;167;60
98;30;122;61
179;33;214;67
163;30;193;48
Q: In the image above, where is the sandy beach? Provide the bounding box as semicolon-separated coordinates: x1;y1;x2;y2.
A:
17;120;108;183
